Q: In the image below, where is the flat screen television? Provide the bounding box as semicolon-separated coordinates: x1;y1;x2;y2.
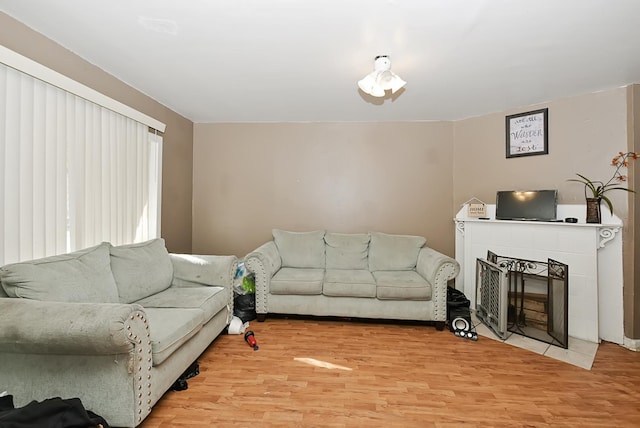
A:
495;190;558;221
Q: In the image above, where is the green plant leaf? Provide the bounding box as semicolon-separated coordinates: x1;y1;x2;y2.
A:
601;195;614;215
603;186;635;194
568;175;598;197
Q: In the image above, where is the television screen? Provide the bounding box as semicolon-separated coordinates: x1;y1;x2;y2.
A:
495;190;558;221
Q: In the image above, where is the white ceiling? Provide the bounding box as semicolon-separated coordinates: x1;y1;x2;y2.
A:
2;0;640;123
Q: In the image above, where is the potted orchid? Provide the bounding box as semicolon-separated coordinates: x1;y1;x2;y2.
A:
568;151;638;223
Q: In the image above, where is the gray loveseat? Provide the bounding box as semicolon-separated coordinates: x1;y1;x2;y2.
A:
0;238;237;427
244;230;459;329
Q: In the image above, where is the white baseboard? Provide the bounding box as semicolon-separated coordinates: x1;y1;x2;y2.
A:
623;337;640;351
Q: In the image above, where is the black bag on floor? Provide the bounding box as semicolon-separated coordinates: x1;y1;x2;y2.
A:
447;286;471;332
233;293;256;322
0;395;110;427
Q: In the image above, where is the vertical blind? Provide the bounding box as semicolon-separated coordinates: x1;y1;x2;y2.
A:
0;63;162;266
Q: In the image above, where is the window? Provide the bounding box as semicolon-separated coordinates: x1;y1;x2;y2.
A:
0;61;163;265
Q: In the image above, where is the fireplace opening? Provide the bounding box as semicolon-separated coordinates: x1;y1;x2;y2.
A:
476;252;568;348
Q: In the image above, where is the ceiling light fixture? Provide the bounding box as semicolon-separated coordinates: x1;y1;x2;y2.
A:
357;55;406;97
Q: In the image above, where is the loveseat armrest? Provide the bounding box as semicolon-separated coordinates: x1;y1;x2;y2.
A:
244;241;282;315
0;298;148;355
416;247;460;322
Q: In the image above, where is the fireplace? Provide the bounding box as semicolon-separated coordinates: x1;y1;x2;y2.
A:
476;252;569;348
455;203;623;344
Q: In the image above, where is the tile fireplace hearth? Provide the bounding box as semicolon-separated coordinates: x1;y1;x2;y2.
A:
471;310;599;370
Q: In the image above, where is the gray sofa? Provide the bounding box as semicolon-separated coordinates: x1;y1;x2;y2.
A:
244;230;459;328
0;238;237;427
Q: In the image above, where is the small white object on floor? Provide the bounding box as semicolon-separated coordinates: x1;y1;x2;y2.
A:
228;316;249;335
0;391;7;397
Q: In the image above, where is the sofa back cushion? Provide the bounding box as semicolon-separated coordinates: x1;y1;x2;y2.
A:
0;242;119;303
325;232;370;270
110;238;173;303
273;229;326;268
368;232;426;271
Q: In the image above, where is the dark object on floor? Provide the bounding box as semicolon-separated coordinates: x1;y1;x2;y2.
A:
234;292;257;322
0;395;109;427
170;378;189;391
170;360;200;391
447;286;472;333
183;360;200;380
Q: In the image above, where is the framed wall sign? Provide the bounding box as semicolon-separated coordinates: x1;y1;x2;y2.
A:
505;108;548;158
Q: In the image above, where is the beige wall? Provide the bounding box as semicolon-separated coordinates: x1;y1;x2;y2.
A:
193;122;455;257
453;88;629;211
0;13;194;253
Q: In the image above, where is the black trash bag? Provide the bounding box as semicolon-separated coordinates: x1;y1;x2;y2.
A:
234;293;256;322
447;286;470;307
0;395;110;427
446;286;471;332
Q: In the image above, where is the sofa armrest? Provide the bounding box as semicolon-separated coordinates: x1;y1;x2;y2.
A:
416;247;460;321
0;298;148;355
244;241;282;314
169;254;238;289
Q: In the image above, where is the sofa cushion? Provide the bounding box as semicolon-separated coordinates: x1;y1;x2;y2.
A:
273;229;326;269
325;232;370;270
0;242;119;303
110;238;173;304
323;269;376;298
368;232;426;271
134;286;228;324
144;307;204;366
373;270;432;300
270;267;324;295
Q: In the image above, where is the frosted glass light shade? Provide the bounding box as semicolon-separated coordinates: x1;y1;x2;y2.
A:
357;55;406;97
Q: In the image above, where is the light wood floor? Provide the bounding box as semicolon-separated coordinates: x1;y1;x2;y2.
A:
139;317;640;428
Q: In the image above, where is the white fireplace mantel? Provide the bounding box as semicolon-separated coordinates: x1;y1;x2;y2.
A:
455;204;624;344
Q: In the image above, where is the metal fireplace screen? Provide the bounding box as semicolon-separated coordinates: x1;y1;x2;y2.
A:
476;252;569;349
547;259;569;348
475;259;509;340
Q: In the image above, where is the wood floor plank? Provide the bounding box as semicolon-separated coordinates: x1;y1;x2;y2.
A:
139;317;640;427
